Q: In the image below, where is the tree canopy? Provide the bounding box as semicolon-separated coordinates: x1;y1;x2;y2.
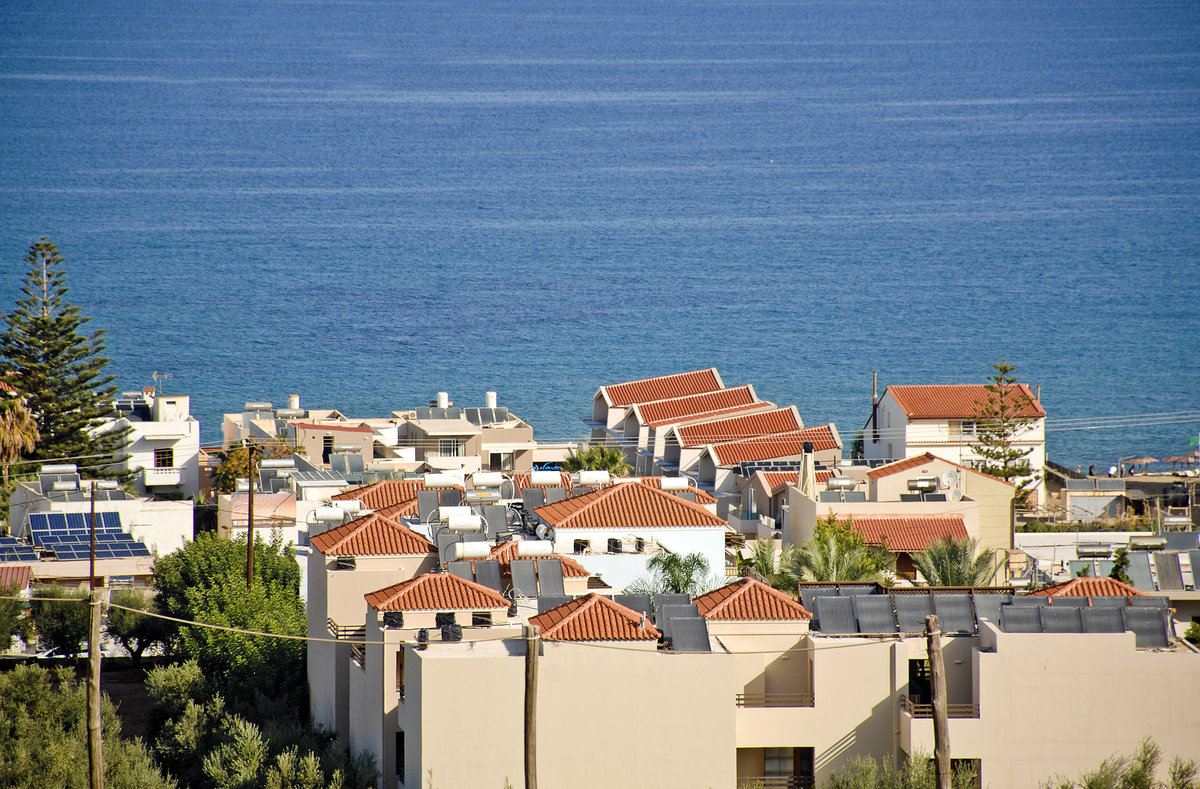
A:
740;537;800;593
0;239;129;477
973;360;1038;504
794;513;893;584
106;588;171;665
560;445;631;476
212;442;303;495
29;584;89;656
626;552;717;596
912;536;1002;587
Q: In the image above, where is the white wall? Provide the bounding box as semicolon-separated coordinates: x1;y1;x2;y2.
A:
551;526;727;590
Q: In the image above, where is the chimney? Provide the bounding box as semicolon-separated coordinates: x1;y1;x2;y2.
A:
485;391;497;408
437;392;449;409
288;394;300;410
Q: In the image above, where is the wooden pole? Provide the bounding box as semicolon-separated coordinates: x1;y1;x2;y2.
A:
88;589;104;789
89;481;97;590
925;614;950;789
246;443;255;589
524;623;539;789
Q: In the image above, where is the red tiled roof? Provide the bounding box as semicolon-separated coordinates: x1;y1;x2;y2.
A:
292;422;374;433
758;469;834;494
647;402;773;431
531;593;660;641
866;452;1015;488
887;384;1045;420
0;380;14;394
709;424;842;466
0;565;32;591
309;513;435;556
600;369;723;408
630;477;718;505
1028;576;1148;598
373;500;419;519
535;481;727;529
634;386;760;427
481;540;591;578
836;514;968;552
365;572;509;612
673;406;803;448
693;578;812;621
333;480;457;508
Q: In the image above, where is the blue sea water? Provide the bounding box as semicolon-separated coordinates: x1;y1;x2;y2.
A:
1;0;1198;467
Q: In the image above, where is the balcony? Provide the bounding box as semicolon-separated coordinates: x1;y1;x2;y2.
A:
143;467;183;486
327;618;366;640
899;696;979;719
736;692;815;708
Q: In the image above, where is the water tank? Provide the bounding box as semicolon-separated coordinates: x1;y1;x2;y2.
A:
825;476;857;492
244;401;273;411
314;507;345;522
471;471;505;488
574;470;610;487
288;394;300;410
437;392;449;409
445;512;483;532
907;476;939;493
450;541;491;561
485;391;498;408
40;464;78;475
274;408;304;418
517;539;554;557
423;473;458;489
260;458;296;469
659;476;690;492
528;470;560;487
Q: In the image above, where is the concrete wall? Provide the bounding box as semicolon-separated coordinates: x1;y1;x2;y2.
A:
784;490;982;553
552;525;727;591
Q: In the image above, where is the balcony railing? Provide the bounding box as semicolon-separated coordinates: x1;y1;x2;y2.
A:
898;696;979;718
327;618;366;640
737;776;814;789
350;642;366;669
143;467;183;486
735;691;815;708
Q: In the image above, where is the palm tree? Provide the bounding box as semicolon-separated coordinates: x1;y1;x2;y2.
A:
0;397;38;486
627;552;713;596
560;445;631;477
740;538;800;592
793;534;892;583
912;537;1002;587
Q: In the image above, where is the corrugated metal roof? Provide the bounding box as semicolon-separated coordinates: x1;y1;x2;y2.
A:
0;564;32;591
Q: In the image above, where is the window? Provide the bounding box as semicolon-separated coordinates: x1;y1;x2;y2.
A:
322;435;334;463
951;420;977;437
472;611;492;627
764;747;794;778
489;452;514;471
435;612;456;628
908;659;932;704
335;556;356;571
153;447;174;468
383;611;404;628
635;537;646;553
438;438;463;457
573;539;590;555
395;730;405;782
396;651;405;699
607;538;622;554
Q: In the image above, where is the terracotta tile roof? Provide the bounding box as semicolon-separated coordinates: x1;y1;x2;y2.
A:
646;402;773;430
866;452;1016;488
0;379;14;393
758;469;834;494
333;479;458;509
599;369;723;408
1028;576;1148;598
886;384;1045;420
480;540;591;578
634;386;760;427
530;593;660;641
373;500;419;519
292;421;375;433
0;565;32;591
709;424;842;466
835;514;968;552
535;481;727;529
365;572;509;612
309;513;435;556
630;477;718;505
693;578;812;620
673;406;803;448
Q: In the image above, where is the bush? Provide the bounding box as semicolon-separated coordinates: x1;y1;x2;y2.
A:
30;584;89;656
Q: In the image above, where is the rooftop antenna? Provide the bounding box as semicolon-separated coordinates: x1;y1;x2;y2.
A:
152;371;169;396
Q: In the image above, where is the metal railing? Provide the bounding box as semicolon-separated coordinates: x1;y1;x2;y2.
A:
898;696;979;718
327;618;366;640
350;642;366;669
737;776;813;789
735;691;815;708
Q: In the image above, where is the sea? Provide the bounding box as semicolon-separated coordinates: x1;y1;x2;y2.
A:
1;0;1198;468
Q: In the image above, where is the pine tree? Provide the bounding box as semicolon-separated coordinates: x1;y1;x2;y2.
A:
972;360;1038;505
0;239;128;478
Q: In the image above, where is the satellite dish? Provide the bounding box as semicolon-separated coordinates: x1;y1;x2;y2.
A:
948;488;963;502
940;469;960;490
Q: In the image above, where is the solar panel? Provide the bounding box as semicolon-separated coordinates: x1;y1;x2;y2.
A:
669;618;711;652
894;595;933;633
1067;560;1095;578
1095;560;1115;577
521;488;545;509
536;559;565;596
483;505;508;539
799;586;837;613
838;585;877;596
814;597;857;634
1191;550;1200;589
414;407;431;420
347;454;365;475
439;489;463;507
1049;596;1090;608
131;545;153;557
544;487;568;504
474;560;503;592
677;491;697;502
1090;596;1130;608
1081;608;1125;633
843;491;868;502
416;491;440;523
999;606;1042;633
1095;479;1125;491
1122;607;1170;648
1040;607;1082;633
1011;595;1050;606
656;603;700;628
614;594;653;618
48;513;69;529
1153;553;1185;591
932;594;976;634
853;596;897;634
652;594;692;615
435;533;459;564
1126;553;1155;591
447;561;474;582
537;595;571;614
28;514;49;531
1164;532;1199;551
67;513;87;530
510;559;538;598
1129;596;1168;609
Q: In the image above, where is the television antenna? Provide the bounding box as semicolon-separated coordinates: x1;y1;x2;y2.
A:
152;370;170;395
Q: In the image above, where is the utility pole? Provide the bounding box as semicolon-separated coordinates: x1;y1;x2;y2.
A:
245;441;256;589
88;480;104;789
925;615;950;789
524;623;539;789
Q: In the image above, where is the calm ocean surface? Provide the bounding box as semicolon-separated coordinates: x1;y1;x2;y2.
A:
1;0;1198;467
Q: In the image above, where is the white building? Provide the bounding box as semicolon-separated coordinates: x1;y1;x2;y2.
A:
862;384;1046;507
106;389;201;498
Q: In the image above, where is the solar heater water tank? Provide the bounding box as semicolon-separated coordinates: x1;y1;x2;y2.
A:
573;470;610;487
40;464;78;475
313;507;346;522
486;391;498;408
472;472;505;488
659;476;690;492
260;458;296;469
449;541;490;561
908;476;939;493
445;513;483;532
244;402;273;411
528;470;561;487
51;481;79;492
437;392;449;409
826;476;857;492
438;506;473;523
423;473;458;489
274;408;304;418
516;540;554;558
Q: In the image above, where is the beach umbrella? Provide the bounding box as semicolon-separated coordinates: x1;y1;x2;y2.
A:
1125;456;1158;465
1163;455;1189;469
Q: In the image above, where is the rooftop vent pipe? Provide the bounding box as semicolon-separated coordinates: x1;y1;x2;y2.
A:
437;392;449;409
486;391;497;408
